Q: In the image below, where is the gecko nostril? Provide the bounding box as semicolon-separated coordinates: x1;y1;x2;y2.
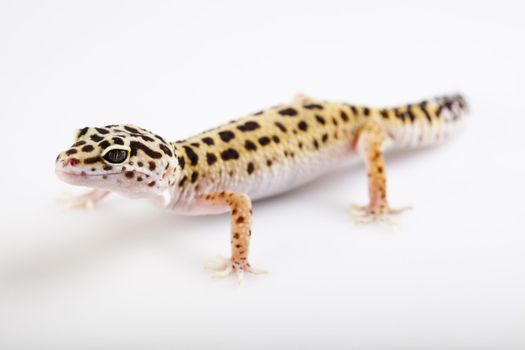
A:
68;158;79;167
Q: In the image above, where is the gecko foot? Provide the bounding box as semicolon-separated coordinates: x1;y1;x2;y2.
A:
56;189;109;209
57;192;96;209
350;203;412;228
205;255;266;285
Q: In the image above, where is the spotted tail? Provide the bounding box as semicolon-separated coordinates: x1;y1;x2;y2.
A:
380;93;469;149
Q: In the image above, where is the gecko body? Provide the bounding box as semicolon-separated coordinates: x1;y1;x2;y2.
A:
56;93;468;279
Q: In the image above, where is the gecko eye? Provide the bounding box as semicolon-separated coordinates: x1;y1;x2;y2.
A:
102;146;130;164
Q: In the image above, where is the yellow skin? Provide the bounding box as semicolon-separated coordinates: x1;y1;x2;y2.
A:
56;93;468;282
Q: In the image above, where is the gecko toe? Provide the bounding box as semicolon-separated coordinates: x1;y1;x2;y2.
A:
211;266;233;279
206;256;265;283
246;266;267;275
350;202;411;227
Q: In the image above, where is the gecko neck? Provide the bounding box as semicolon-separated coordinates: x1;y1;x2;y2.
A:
164;143;189;208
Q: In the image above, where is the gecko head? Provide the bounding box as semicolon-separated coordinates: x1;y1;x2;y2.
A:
55;124;177;197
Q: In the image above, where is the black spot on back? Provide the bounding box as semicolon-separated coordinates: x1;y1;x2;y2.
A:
148;161;156;171
221;148;240;161
65;149;77;156
303;104;324;110
278;108;298;116
315;115;326;125
340;111;349;122
177;156;185;170
245;140;257;151
298;121;308;131
237;121;260;132
183;146;199;165
380;109;389;119
206;153;217;165
363;107;370;116
274;122;287;132
350;106;358;115
258;136;270;146
202;137;214;145
272;135;280;143
247;162;255;174
191;171;198;183
218;130;235;142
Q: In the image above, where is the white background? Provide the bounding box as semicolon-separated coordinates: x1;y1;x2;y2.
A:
0;1;524;349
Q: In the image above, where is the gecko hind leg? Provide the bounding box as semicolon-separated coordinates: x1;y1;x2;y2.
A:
199;192;266;284
351;120;411;225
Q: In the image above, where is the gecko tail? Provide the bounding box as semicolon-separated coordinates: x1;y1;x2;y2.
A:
382;93;469;149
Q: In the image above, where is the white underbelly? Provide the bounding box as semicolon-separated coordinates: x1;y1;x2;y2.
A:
169;141;359;215
225;140;358;200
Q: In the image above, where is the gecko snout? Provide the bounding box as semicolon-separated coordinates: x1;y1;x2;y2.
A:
55;152;79;168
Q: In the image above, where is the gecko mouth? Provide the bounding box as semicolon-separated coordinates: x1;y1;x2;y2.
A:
55;169;149;180
55;169;122;177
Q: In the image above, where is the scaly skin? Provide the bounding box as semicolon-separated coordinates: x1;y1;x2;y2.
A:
55;93;468;281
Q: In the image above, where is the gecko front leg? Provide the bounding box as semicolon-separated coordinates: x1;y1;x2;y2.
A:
199;191;265;282
58;189;110;209
351;120;411;224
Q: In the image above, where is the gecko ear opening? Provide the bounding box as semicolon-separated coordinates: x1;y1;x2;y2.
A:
101;145;131;164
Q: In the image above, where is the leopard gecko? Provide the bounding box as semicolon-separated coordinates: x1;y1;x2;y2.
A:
55;93;468;281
